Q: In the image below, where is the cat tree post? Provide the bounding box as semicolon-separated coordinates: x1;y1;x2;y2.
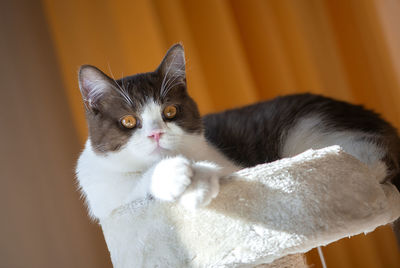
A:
101;146;400;268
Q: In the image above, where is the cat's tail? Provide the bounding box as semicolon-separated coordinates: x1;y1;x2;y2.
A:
387;144;400;248
393;217;400;248
382;138;400;248
391;173;400;248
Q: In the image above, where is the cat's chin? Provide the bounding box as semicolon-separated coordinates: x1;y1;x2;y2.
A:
151;146;165;155
150;145;173;158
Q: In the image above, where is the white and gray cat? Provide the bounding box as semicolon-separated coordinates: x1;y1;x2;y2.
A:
76;44;400;265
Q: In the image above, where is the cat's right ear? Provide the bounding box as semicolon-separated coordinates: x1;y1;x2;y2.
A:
78;65;113;111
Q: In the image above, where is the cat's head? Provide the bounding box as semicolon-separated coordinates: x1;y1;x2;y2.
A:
78;44;202;169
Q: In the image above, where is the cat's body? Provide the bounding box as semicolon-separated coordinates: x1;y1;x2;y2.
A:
76;44;400;267
204;93;400;181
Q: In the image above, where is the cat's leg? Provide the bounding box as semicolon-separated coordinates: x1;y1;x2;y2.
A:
178;161;221;210
282;116;386;180
148;156;222;209
149;155;193;201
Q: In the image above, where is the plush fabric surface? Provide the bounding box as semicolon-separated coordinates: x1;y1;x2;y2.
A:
255;254;306;268
101;146;400;268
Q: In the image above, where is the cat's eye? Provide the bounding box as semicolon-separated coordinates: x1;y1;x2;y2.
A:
120;115;137;129
163;105;177;119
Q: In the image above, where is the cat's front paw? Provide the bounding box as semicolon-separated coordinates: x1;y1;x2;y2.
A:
179;161;221;210
150;156;193;201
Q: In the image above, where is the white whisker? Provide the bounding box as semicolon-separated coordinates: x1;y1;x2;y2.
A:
160;53;177;97
162;81;185;98
107;64;134;106
161;67;185;98
160;51;186;98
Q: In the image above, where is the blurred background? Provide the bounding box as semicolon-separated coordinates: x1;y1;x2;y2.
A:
1;0;399;267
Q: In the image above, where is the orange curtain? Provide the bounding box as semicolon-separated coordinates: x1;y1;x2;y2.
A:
42;0;400;267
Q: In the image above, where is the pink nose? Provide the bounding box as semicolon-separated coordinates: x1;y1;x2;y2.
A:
148;130;164;142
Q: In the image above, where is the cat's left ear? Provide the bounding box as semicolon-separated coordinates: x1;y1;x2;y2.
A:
157;44;186;85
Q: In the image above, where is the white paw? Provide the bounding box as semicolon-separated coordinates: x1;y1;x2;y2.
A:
179;161;221;210
150;156;193;201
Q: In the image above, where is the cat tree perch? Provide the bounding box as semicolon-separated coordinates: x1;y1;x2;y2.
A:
100;146;400;268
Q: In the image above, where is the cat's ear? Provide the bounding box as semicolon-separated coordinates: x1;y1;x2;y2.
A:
78;65;115;110
157;44;186;84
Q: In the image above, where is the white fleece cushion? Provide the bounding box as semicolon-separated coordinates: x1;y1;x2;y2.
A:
101;146;400;268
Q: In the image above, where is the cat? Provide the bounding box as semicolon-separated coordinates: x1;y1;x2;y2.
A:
76;44;400;266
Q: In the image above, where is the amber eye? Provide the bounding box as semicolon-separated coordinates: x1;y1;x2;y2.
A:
120;115;136;129
163;105;177;119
